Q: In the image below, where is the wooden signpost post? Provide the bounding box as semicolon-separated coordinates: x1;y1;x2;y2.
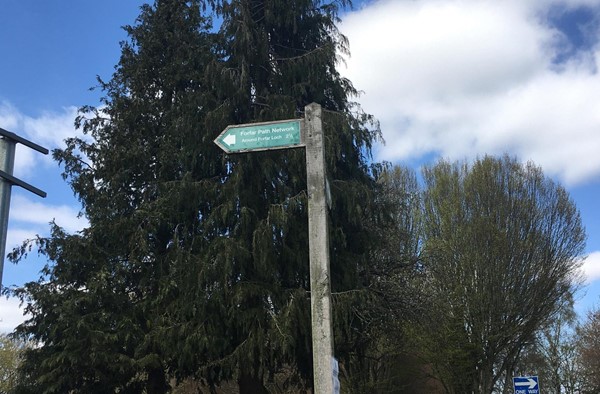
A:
214;103;335;393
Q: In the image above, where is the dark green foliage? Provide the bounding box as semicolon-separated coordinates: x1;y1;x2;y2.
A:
6;0;381;392
327;164;428;394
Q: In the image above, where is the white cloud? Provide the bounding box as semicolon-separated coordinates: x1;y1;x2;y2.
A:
10;194;86;234
4;228;38;255
0;101;20;131
3;195;86;262
0;101;79;177
582;251;600;283
3;194;87;260
340;0;600;185
0;296;28;333
22;106;80;148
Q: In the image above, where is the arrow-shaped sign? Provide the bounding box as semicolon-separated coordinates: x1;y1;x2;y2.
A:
515;378;537;389
513;376;539;392
214;119;304;153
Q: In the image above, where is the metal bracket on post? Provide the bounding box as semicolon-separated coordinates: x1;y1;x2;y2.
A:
0;127;48;286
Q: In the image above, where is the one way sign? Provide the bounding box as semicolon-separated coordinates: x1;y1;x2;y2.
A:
513;376;539;394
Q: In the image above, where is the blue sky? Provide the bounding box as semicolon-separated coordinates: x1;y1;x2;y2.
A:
1;0;600;331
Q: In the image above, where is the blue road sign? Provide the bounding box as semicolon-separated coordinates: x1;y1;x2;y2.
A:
332;357;340;394
513;376;539;394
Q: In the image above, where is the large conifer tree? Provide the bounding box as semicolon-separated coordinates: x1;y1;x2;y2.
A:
8;0;381;392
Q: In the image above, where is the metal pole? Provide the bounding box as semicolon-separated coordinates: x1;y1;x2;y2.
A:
0;136;16;285
305;103;334;393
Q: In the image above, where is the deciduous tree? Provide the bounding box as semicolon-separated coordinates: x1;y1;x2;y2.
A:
577;307;600;393
0;333;25;393
419;155;585;393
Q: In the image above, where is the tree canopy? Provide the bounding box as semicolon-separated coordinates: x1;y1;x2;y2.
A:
577;308;600;393
7;0;382;393
3;2;589;394
0;334;26;393
417;155;586;393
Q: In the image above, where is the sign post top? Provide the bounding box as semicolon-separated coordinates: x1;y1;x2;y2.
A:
214;118;304;154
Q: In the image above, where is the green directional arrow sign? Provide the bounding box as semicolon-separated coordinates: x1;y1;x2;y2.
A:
214;119;304;153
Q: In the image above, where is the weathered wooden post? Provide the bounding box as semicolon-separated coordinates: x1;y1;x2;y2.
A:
214;103;336;393
304;103;334;393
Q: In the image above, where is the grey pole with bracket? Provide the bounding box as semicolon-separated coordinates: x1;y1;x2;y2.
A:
0;127;48;286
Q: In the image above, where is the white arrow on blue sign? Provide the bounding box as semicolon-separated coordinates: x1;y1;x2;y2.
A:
513;376;539;394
